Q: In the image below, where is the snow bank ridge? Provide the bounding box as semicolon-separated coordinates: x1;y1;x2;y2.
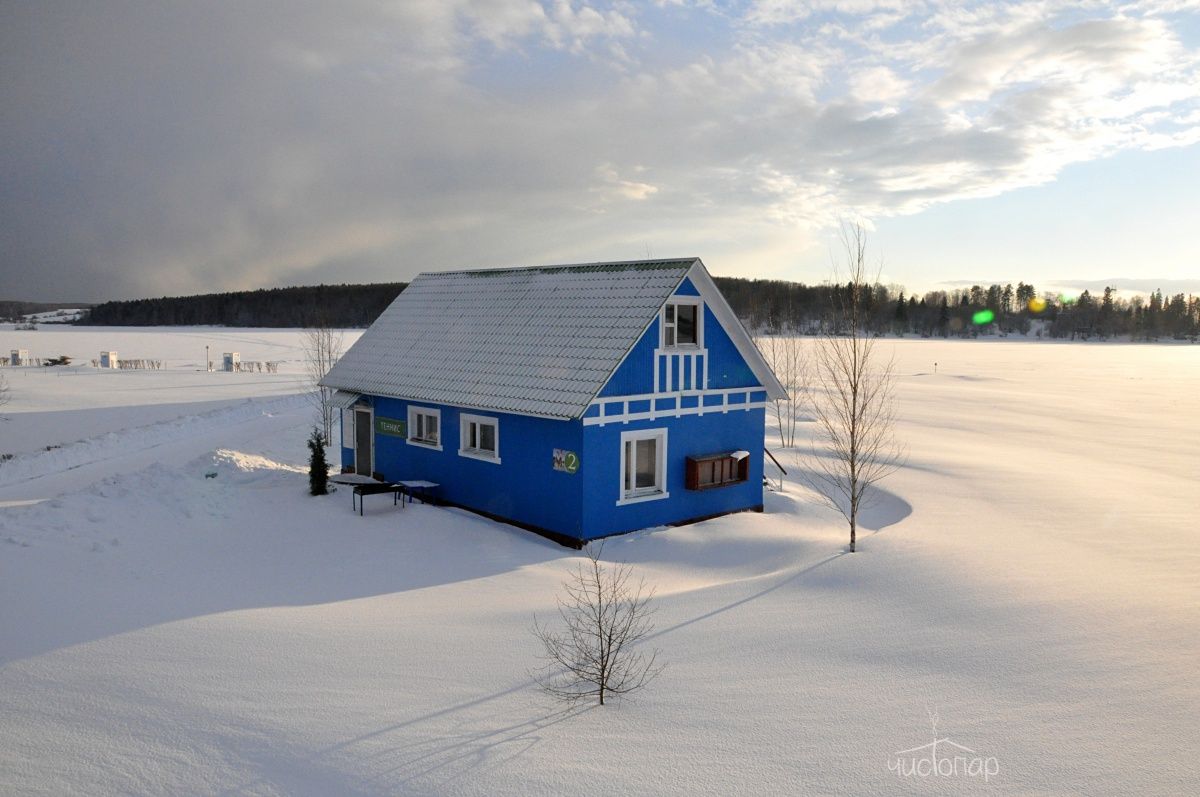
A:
0;394;309;488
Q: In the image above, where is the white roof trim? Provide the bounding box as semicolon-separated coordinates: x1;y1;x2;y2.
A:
685;261;789;400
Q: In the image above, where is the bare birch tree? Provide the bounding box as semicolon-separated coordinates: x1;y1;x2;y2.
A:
805;223;905;553
302;322;344;444
0;372;10;415
532;544;663;706
756;333;806;448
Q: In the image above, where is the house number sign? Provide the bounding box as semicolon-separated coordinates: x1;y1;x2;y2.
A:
553;448;580;474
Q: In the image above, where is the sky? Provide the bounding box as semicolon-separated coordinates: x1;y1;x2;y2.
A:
2;1;1199;303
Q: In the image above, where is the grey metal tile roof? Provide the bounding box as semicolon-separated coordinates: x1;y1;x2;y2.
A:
321;259;697;419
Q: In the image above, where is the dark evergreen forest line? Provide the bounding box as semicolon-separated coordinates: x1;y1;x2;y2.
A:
84;284;407;328
79;278;1199;341
717;279;1200;341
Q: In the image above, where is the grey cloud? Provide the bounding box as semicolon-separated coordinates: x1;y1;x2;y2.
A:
2;1;1198;301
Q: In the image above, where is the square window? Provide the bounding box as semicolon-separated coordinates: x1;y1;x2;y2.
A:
459;413;500;463
663;301;701;348
407;406;442;450
619;428;668;504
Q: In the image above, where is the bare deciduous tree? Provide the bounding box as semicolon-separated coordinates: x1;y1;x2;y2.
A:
756;333;806;448
302;322;344;444
0;371;10;415
532;544;663;706
805;223;905;553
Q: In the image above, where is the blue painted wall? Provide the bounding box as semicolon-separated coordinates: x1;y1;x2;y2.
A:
352;397;586;538
599;317;659;398
580;407;766;539
702;305;759;389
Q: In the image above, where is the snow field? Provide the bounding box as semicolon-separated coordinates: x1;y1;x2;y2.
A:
0;333;1197;795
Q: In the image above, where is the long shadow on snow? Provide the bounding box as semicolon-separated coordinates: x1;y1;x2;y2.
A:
0;487;573;666
227;519;900;794
786;468;914;531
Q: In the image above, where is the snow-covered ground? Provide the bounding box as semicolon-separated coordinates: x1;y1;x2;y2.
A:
1;330;1197;795
17;308;87;324
0;326;361;458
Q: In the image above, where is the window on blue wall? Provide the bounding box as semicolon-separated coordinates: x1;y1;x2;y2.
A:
407;406;441;450
459;413;500;463
618;428;669;505
663;301;700;348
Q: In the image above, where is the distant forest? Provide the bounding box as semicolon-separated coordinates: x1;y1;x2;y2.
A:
84;283;407;328
716;279;1200;341
78;278;1199;341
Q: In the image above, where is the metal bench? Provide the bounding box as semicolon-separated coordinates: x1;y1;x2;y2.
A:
351;482;404;516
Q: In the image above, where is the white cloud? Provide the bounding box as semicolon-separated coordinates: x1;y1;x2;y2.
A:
848;66;910;103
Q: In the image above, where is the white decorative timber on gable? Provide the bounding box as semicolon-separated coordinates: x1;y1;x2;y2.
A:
584;387;768;426
654;347;707;393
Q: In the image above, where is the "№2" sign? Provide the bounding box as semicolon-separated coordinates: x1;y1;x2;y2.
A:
553;448;580;474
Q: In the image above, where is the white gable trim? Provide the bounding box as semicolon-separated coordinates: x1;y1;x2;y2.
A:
684;261;789;400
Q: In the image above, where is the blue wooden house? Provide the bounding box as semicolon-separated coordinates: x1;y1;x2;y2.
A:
320;258;787;547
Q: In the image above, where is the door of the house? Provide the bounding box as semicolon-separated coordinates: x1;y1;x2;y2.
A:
354;408;373;476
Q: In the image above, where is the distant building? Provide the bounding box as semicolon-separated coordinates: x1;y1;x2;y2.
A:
320;258;787;546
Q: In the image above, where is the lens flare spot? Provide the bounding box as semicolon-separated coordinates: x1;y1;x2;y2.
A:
972;309;995;325
1028;296;1047;314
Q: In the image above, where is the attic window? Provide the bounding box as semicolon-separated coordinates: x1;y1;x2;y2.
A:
663;301;700;348
686;451;749;490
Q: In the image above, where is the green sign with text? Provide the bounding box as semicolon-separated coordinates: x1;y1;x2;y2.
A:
375;416;406;437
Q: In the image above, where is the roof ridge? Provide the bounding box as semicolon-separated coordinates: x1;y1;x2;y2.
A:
420;257;699;278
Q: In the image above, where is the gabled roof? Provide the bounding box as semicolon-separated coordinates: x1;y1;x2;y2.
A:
321;259;699;419
321;257;787;419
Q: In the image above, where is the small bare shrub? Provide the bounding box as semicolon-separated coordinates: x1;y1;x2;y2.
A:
532;544;663;706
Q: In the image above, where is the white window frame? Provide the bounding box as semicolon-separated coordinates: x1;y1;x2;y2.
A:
617;428;669;506
407;405;442;450
662;299;703;349
459;413;501;464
